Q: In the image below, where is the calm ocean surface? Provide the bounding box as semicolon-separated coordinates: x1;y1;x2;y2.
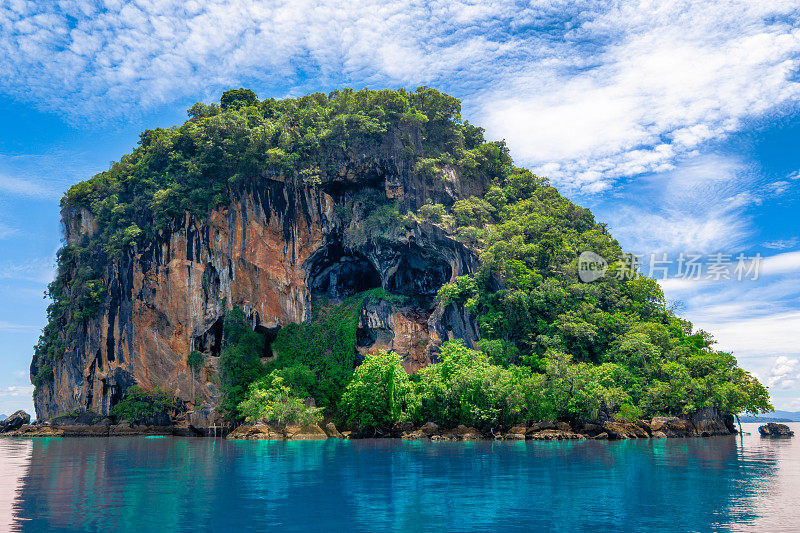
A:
1;422;798;532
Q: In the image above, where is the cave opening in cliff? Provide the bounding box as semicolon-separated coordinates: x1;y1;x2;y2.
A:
255;325;280;361
307;244;381;300
193;316;225;357
386;249;451;306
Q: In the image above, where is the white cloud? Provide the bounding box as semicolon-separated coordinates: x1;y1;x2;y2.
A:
0;173;63;199
778;398;800;411
659;277;713;293
0;1;797;196
0;0;526;120
0;222;17;239
0;321;37;333
480;1;800;192
0;257;56;284
0;385;34;398
2;0;800;408
766;356;800;390
600;154;756;253
701;311;800;358
656;256;800;398
656;250;800;289
763;237;800;250
761;250;800;276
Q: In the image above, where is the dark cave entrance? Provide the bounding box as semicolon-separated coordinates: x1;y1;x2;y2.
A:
386;250;452;305
255;324;281;360
307;243;382;300
193;316;225;357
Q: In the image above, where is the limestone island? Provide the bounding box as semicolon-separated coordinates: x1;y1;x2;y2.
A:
5;88;772;441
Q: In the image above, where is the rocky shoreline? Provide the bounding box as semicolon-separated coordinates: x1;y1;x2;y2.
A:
226;408;736;441
2;407;740;441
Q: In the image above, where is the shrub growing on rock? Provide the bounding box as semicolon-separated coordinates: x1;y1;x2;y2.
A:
110;386;173;425
219;307;267;419
338;351;413;429
410;340;541;428
238;375;323;425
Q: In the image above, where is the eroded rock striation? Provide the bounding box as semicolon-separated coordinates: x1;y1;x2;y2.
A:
0;410;30;433
32;133;484;425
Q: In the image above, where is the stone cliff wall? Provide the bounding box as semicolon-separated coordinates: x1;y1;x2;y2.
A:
34;160;484;421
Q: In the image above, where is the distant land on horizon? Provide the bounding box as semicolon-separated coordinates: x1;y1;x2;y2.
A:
0;414;6;421
739;411;800;423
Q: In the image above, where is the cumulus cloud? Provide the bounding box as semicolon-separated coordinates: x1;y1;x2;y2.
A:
1;1;798;193
766;356;800;390
481;2;800;192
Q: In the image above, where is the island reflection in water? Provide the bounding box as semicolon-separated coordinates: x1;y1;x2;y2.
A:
2;423;798;532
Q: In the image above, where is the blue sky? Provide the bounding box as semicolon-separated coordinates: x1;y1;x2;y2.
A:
1;0;799;416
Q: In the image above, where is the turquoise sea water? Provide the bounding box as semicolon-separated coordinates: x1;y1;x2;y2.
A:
1;423;798;532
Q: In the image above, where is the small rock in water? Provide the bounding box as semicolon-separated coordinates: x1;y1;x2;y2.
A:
758;423;794;438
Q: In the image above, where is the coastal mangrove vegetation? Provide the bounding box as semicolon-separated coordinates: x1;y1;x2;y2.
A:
33;87;772;428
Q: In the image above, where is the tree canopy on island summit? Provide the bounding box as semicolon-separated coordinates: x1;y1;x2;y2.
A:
33;87;772;427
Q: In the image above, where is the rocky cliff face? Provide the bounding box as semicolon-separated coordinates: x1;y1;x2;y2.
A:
33;146;485;421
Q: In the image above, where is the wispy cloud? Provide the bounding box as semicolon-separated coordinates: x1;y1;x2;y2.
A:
655;247;800;391
702;311;800;359
0;385;34;398
1;0;799;408
0;321;37;333
0;257;56;284
1;1;798;194
482;2;800;192
0;222;17;239
762;250;800;276
0;0;523;119
764;237;800;250
0;173;62;199
598;154;758;254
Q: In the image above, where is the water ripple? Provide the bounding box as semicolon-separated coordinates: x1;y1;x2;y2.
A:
0;423;797;532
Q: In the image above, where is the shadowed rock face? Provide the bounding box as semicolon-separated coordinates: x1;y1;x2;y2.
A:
33;150;486;421
0;410;30;432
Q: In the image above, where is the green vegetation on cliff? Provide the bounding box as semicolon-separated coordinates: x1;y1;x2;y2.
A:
34;87;772;429
109;386;172;425
420;163;773;422
239;375;324;426
338;339;769;430
32;86;477;386
219;290;401;421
